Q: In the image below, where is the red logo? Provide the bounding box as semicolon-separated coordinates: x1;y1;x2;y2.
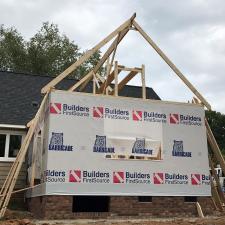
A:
50;103;61;114
93;107;104;118
69;170;81;182
132;110;142;121
191;174;201;185
170;113;179;124
113;171;124;183
153;173;164;184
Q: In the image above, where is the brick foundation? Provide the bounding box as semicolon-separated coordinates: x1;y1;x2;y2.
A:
27;195;215;219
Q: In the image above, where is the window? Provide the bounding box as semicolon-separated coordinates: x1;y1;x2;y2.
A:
0;131;25;161
184;196;197;202
0;134;6;157
138;196;152;203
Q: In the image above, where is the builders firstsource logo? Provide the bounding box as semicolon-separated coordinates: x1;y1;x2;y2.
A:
50;102;89;117
93;106;129;120
43;170;66;183
133;110;166;123
113;171;151;184
191;174;210;185
154;172;188;185
69;170;110;183
50;103;61;114
132;110;142;121
169;113;202;126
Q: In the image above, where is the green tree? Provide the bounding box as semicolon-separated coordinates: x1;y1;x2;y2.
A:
0;25;27;72
206;110;225;155
0;22;101;78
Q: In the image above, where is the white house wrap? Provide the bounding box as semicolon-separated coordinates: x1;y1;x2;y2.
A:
30;90;211;197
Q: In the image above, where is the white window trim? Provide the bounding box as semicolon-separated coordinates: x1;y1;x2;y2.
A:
0;130;26;162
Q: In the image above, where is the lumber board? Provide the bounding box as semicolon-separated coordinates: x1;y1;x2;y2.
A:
132;20;211;110
114;61;118;96
117;65;142;72
196;202;204;218
141;64;146;99
42;14;135;94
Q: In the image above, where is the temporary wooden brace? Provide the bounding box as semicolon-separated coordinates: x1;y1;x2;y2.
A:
114;61;118;96
0;92;49;218
132;20;211;110
141;64;146;99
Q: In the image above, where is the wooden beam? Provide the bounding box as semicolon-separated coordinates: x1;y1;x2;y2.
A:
41;13;136;93
114;61;118;96
141;64;146;99
132;20;211;110
118;65;142;72
77;27;130;92
110;71;138;94
97;69;122;93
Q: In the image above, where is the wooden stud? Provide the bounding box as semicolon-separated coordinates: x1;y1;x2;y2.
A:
141;64;146;99
132;20;211;110
114;61;118;96
41;13;136;93
93;73;96;94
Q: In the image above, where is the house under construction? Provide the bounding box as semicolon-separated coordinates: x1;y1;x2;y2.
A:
0;14;225;219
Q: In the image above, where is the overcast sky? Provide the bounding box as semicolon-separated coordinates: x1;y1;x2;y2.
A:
1;0;225;113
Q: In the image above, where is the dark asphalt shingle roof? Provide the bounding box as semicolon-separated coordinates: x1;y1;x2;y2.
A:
0;71;160;126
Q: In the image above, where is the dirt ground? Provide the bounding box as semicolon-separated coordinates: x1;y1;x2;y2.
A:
1;210;225;225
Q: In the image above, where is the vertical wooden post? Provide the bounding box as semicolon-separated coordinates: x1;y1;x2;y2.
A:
141;64;146;99
93;73;96;94
114;61;118;96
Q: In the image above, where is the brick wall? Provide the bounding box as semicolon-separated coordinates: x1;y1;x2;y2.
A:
27;195;215;219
